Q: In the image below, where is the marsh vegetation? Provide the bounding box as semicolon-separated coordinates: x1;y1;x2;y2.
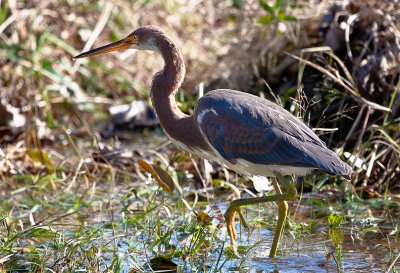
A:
0;0;399;272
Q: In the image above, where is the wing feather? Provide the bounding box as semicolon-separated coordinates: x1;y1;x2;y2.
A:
195;89;352;176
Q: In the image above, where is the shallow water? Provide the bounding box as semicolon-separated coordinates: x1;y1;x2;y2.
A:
92;202;399;273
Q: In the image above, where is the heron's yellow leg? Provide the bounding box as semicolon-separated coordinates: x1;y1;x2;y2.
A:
270;176;288;258
237;209;249;230
224;175;297;257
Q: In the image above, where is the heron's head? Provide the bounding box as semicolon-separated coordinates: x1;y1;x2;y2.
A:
74;26;162;59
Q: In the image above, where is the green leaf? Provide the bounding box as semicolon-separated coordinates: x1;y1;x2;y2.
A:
0;5;9;25
6;44;23;62
277;12;296;21
259;0;274;14
24;226;56;239
257;14;275;24
41;59;61;81
329;227;344;246
275;0;283;10
34;31;49;60
328;214;343;227
45;106;57;129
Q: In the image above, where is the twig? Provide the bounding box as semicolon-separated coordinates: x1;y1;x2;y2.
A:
8;0;27;39
353;106;371;155
0;13;15;36
343;104;365;146
348;106;371;170
327;97;345;147
313;127;338;132
345;14;358;61
363;144;377;187
0;254;13;264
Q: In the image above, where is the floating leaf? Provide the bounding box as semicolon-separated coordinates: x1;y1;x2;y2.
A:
152;165;175;193
197;210;213;224
150;256;177;271
138;160;174;193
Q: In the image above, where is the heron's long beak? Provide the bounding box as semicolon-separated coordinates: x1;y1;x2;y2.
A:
74;36;138;59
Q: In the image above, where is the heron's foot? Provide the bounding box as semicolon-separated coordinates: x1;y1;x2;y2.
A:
225;206;238;243
224;204;251;256
224;213;240;258
223;176;297;258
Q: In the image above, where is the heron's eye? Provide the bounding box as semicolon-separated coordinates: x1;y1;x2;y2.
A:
132;35;139;40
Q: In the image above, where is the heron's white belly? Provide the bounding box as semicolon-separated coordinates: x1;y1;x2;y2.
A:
167;134;313;177
222;158;313;177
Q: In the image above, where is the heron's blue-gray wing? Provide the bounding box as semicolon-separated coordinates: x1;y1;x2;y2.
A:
194;89;352;176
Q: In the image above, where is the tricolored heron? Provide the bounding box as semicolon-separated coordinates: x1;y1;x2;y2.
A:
75;25;352;258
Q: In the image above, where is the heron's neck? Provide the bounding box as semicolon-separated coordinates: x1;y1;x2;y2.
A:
150;39;209;151
151;38;186;115
151;39;186;120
